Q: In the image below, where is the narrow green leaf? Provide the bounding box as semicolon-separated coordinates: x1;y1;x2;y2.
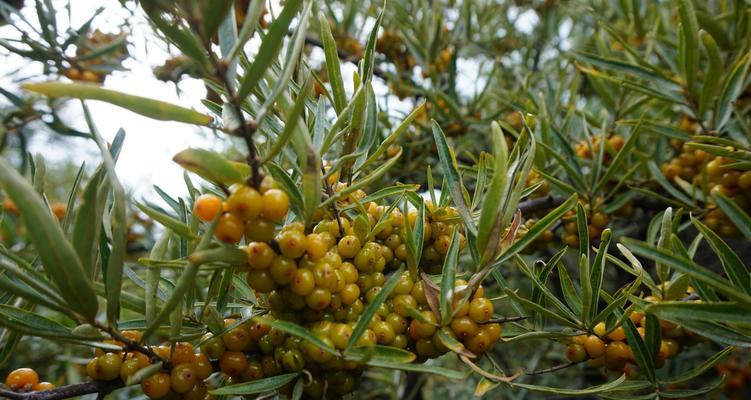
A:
210;373;300;395
623;318;656;383
677;0;700;98
0;157;98;320
236;0;303;101
22;82;212;125
262;318;338;356
136;202;195;240
699;31;723;116
514;374;626;395
439;229;461;325
431;121;476;237
476;122;508;259
173;148;246;186
715;52;751;130
690;216;750;294
713;193;751;242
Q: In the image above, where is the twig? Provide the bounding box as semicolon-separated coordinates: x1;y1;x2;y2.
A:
517;195;564;215
525;360;584;376
487;316;528;324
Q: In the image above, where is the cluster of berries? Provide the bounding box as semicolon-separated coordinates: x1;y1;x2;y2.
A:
716;352;751;398
564;294;703;378
661;141;751;237
574;134;625;162
561;197;610;247
64;29;128;83
186;180;499;397
376;30;416;72
2;368;55;393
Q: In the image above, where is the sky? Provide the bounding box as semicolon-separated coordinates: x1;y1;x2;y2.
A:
0;1;541;202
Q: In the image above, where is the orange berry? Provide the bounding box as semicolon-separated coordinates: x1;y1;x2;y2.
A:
193;194;223;222
216;213;245;243
141;372;171;399
5;368;39;391
32;382;55;391
565;343;587;362
219;351;248;376
261;189;290;222
170;363;198;394
584;335;606;358
245;242;276;270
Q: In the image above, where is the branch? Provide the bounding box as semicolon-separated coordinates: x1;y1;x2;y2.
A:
517;195;564;215
525;360;584;376
0;379;124;400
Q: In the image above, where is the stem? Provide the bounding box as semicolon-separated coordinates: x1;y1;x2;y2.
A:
525;360;584;375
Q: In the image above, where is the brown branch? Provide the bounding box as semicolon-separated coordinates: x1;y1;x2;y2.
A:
524;360;584;376
517;195;564;215
487;316;528;324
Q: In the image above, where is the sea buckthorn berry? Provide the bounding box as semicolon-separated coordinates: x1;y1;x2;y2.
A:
392;273;414;295
337;235;362;259
468;297;493;323
386;313;408;334
305;233;329;261
141;372;171;399
242;361;264;381
313;262;337;291
302;337;334;363
290;268;316;296
629;311;644;325
121;330;143;343
483;323;502;342
393;294;418;317
340;283;360;305
120;358;142;381
373;321;396;344
200;333;225;359
415;338;439;358
32;382;55;391
281;349;305;372
219;351;248;376
269;256;298;285
170;363;198;394
5;368;39;391
227;185;262;221
245;219;276;242
223;326;251;351
216;213;245;243
86;358;102;380
193;194;223;222
171;342;196;364
276;230;307;259
584;335;606;358
261;189;290;222
409;311;438;339
330;323;353;349
466;330;492;355
605;341;629;371
96;353;123;381
245;242;275;270
450;316;479;340
193;353;213;380
591;212;609;229
261;356;280;376
433;235;451;255
306;288;332;310
247;270;277;293
565;343;587;362
608;326;626;342
593;322;606;337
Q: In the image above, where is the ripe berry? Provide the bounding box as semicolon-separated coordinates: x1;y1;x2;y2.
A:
261;189;290;222
32;382;55;391
223;326;251;351
340;283;360;305
337;235;362;258
5;368;39;391
219;351;248;376
193;194;222;222
409;311;438;339
451;316;479;340
269;256;298;285
281;349;305;372
608;326;626;342
584;335;606;358
305;233;329;261
605;341;629;371
183;382;208;400
141;372;171;399
565;343;587;362
290;268;316;296
170;363;198;394
171;342;196;364
330;323;353;349
466;330;492;355
242;361;264;381
245;219;276;242
415;338;439;358
373;321;396;344
216;213;245;243
468;298;493;323
482;323;502;342
193;353;213;380
247;270;277;293
276;229;307;259
392;294;417;317
313;262;337;291
93;353;123;381
200;333;226;359
227;185;262;221
245;242;276;270
305;288;332;310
